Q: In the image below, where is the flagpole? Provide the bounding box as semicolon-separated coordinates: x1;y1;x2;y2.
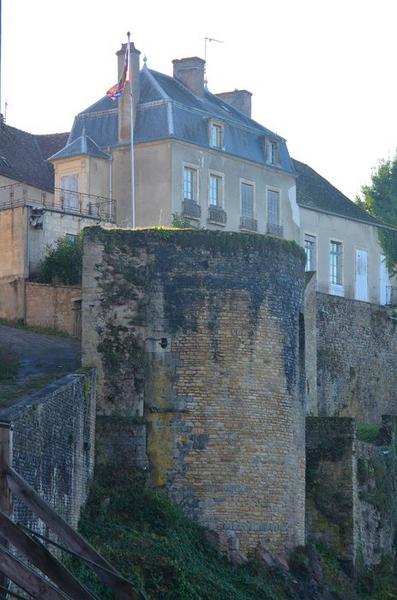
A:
127;31;135;228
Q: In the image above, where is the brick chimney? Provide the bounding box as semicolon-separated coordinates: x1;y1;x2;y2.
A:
117;41;141;143
172;57;205;97
216;90;252;118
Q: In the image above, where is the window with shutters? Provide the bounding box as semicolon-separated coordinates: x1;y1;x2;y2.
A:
355;249;368;302
60;174;79;210
304;234;316;271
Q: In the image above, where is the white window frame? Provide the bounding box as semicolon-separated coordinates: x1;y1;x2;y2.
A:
304;233;317;272
266;186;281;227
240;178;255;219
60;173;79;210
209;120;224;150
265;139;279;165
208;171;224;207
182;163;199;203
329;239;344;296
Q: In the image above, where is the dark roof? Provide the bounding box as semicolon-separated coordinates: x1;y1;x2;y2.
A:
34;132;69;160
50;132;110;161
0;124;67;192
293;159;384;227
63;65;295;174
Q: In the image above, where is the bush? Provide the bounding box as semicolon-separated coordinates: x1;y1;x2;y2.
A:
36;235;82;285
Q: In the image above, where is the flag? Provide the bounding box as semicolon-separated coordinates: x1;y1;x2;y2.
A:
106;44;130;101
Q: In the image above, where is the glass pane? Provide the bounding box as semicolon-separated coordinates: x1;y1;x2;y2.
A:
241;183;253;217
267;190;279;225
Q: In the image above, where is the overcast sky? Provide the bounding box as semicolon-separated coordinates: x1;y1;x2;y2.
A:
3;0;397;200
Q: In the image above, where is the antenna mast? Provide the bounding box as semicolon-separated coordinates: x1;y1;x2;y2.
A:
204;37;224;86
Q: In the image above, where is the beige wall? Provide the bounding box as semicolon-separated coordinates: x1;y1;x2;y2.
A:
300;207;386;304
25;282;81;337
0;207;27;278
170;141;300;241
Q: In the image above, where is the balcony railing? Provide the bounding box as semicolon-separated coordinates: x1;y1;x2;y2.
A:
386;285;397;306
240;216;258;232
266;223;284;237
182;199;201;219
208;205;227;225
0;182;116;223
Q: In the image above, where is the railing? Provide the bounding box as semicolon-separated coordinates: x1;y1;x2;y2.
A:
386;285;397;306
182;199;201;219
208;205;227;225
0;182;116;223
266;223;284;237
240;216;258;232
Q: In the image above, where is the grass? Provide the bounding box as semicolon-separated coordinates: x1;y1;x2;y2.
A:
0;318;69;338
356;423;381;445
0;373;69;408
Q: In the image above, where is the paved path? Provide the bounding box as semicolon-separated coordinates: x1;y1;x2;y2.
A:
0;325;80;405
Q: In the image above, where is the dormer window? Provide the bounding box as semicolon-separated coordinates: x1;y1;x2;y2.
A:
209;121;223;149
266;139;279;165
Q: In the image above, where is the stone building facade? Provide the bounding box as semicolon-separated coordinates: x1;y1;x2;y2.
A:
82;227;306;556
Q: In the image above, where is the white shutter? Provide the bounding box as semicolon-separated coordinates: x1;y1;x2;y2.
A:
355;249;368;301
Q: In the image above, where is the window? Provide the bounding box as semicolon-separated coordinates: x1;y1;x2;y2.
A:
267;189;280;226
60;174;79;210
355;249;368;302
304;234;316;271
183;167;196;201
209;174;222;207
329;241;343;295
267;140;279;165
241;182;254;218
65;233;77;242
209;122;223;149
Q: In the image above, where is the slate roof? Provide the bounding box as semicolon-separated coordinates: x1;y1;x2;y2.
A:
50;132;110;161
64;65;295;174
0;124;68;192
293;159;385;227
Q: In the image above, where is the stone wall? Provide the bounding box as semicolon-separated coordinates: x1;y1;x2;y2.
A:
316;293;397;422
0;370;96;531
306;417;356;567
25;282;81;337
83;227;306;557
0;277;25;321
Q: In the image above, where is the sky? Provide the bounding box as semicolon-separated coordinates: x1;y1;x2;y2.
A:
3;0;397;200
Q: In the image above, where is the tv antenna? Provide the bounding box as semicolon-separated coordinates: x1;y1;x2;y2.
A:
204;37;224;86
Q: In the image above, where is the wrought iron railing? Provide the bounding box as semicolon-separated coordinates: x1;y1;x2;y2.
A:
0;182;116;223
182;199;201;219
266;223;284;237
208;205;227;225
386;285;397;306
240;216;258;232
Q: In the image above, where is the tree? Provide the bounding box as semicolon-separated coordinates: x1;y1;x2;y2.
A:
357;156;397;273
36;235;83;285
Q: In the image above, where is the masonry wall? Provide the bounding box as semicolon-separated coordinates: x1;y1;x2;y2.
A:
0;371;96;532
82;227;306;557
306;417;356;567
316;293;397;422
0;277;25;321
25;282;81;337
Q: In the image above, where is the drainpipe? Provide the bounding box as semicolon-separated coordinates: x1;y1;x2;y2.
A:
107;149;113;221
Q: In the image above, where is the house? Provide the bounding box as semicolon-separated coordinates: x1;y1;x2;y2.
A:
51;41;396;308
0;120;114;323
294;159;395;305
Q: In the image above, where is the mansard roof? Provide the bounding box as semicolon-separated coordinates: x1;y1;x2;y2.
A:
65;65;295;174
293;159;385;227
0;124;68;192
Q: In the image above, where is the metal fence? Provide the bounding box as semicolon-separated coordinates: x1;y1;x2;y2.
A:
0;182;116;223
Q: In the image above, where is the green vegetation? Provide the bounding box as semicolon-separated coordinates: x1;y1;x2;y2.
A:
35;234;83;285
356;423;381;444
171;212;193;228
0;318;68;338
0;344;18;381
357;156;397;272
64;466;397;600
